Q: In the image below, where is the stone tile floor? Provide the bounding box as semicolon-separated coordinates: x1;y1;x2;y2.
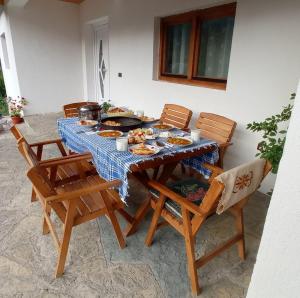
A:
0;113;270;297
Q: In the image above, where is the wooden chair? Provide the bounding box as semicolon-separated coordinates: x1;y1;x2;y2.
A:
15;128;97;202
63;101;98;118
21;141;126;277
145;160;272;295
153;104;193;179
11;125;68;161
160;104;192;129
196;113;236;168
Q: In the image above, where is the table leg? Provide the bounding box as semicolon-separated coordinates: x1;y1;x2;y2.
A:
123;162;179;237
157;162;179;184
123;196;151;237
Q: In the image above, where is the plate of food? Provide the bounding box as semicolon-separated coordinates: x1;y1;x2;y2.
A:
107;107;134;117
98;130;123;138
166;136;193;147
129;143;160;156
139;116;158;123
77;119;98;127
152;123;174;131
128;128;157;144
102;120;121;127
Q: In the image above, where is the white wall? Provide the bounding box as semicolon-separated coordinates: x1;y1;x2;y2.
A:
0;10;21;98
247;81;300;298
80;0;300;192
1;0;84;114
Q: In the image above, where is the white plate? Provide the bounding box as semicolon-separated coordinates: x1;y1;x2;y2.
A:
129;144;161;156
77;120;98;128
152;123;175;131
166;136;193;147
98;130;123;138
139;116;159;123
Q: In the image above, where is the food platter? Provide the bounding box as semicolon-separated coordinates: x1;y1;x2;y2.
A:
152;123;174;131
98;130;123;138
139;116;158;123
77;120;98;128
129;143;161;156
166;136;193;147
100;116;142;132
128;128;157;144
106;107;134;117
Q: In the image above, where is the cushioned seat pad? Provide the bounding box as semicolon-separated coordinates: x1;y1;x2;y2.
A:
150;178;209;218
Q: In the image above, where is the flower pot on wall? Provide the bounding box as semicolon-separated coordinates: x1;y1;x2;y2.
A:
11;116;23;124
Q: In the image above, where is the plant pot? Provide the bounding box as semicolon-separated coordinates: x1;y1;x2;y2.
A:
11;116;24;124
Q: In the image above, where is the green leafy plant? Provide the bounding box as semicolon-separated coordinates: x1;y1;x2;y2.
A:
0;70;6;98
101;100;112;113
0;97;9;116
246;93;295;174
0;68;8;116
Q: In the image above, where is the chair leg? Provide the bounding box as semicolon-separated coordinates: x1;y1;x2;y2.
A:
217;147;225;168
235;209;246;260
123;196;151;237
43;204;51;235
182;207;201;295
101;191;126;249
145;195;166;247
107;209;126;249
55;201;76;278
31;188;37;202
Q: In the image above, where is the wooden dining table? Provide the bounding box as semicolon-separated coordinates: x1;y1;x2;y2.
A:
57;117;219;236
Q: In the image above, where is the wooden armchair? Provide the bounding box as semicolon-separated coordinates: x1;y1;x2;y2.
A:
17;133;97;202
145;160;271;295
63;101;98;118
21;141;125;277
160;104;192;129
11;125;68;160
196;113;236;168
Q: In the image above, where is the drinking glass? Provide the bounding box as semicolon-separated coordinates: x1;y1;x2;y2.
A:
116;137;128;151
190;129;201;142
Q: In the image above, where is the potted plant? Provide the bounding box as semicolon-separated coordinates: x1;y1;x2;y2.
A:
6;96;28;124
247;93;295;174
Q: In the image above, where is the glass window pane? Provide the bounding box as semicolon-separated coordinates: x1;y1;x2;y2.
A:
197;16;234;80
164;23;191;76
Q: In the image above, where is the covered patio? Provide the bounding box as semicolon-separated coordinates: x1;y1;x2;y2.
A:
0;113;269;297
0;0;300;297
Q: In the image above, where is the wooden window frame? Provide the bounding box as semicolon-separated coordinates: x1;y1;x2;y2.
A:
159;3;236;90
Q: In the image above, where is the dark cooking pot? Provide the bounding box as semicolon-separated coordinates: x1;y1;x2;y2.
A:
79;104;102;121
100;116;142;132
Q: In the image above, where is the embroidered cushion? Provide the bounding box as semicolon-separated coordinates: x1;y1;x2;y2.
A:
150;178;209;218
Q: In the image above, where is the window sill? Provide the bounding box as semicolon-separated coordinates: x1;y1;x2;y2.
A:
159;76;227;91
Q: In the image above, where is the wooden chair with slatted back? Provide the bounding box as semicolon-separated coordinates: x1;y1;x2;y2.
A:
196;113;236;168
17;135;97;202
63;101;98;118
145;160;272;295
11;125;68;160
21;141;126;277
153;104;193;179
160;104;192;129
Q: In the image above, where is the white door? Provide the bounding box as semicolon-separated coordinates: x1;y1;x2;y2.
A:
93;24;109;101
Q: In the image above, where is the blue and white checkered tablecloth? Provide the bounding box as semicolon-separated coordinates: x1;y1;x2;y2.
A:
57;118;219;201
